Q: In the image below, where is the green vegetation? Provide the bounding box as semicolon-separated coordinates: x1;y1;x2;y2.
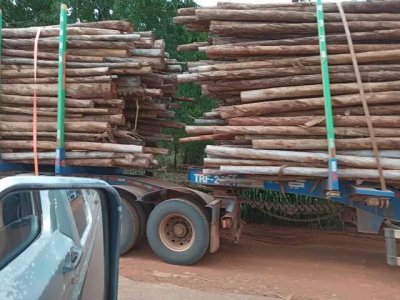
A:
240;189;345;230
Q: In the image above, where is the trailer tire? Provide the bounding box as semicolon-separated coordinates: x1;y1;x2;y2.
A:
146;198;210;265
119;197;145;255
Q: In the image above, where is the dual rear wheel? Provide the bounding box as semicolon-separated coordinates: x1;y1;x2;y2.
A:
119;197;210;265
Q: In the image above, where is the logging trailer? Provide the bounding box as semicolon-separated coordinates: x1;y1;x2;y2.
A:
1;2;400;267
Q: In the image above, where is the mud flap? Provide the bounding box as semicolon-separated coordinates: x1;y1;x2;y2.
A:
384;228;400;266
356;208;383;234
208;199;220;253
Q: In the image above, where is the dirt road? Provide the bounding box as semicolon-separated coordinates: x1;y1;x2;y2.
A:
119;225;400;300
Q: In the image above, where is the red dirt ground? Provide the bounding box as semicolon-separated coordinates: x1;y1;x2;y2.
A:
119;224;400;300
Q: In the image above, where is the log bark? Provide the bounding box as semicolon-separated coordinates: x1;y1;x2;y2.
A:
212;166;400;181
252;138;400;150
195;8;400;22
67;33;140;41
180;134;235;143
1;83;116;99
216;1;400;13
1;27;120;38
1;67;110;79
219;91;400;118
209;21;400;37
0;141;143;152
1;151;132;160
202;70;400;94
228;116;400;128
241;80;400;103
188;50;400;73
185;125;400;137
0;95;93;108
67;48;130;57
68;21;134;33
1;75;113;84
0;132;110;142
0;122;110;133
205;145;400;170
205;44;400;58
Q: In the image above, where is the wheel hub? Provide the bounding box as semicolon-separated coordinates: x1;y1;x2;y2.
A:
173;223;187;237
159;214;195;252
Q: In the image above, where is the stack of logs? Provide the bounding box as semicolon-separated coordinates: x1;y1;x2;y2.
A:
1;20;184;169
175;0;400;183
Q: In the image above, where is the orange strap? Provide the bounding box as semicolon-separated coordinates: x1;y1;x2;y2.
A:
33;28;41;176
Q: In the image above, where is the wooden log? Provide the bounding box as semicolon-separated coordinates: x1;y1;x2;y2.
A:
228;116;400;128
134;38;154;49
0;122;110;133
188;50;400;73
65;158;151;168
111;67;152;75
180;134;234;143
69;114;125;126
68;21;134;32
132;48;164;57
241;80;400;103
177;42;209;52
195;8;400;22
0;95;93;108
1;67;110;78
274;104;400;117
252;138;400;150
211;166;400;181
194;119;226;125
0;141;143;152
203;69;400;93
1;83;116;99
67;48;130;57
177;7;197;16
337;150;400;159
1;151;132;160
2;49;104;63
204;158;328;168
3;38;134;50
205;146;400;170
1;58;142;69
93;98;125;108
209;21;400;37
205;44;400;58
219;92;400;118
205;29;400;49
0;132;109;142
216;1;400;14
185;125;400;137
1;75;113;84
0;106;119;116
1;27;120;38
67;33;140;41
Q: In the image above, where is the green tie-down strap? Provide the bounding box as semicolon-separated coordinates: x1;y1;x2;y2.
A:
316;0;339;192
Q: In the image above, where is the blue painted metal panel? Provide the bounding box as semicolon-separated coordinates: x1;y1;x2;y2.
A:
187;168;400;222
